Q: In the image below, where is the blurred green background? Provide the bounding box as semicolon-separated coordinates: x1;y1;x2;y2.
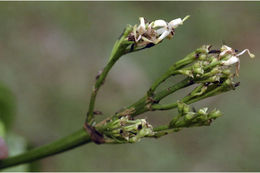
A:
0;1;259;171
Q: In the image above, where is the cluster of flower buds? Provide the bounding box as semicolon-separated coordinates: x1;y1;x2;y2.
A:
169;101;222;128
166;45;254;97
177;45;253;79
101;116;154;143
127;16;190;47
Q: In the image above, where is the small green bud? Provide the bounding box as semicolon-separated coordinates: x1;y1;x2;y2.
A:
197;114;208;121
184;112;195;120
174;119;186;127
208;109;222;119
138;127;154;137
198;107;208;115
222;69;231;75
196;45;210;54
170;116;179;126
191;85;208;96
207;76;220;82
177;101;190;115
193;66;204;75
199;54;207;60
178;69;193;78
222;79;233;90
209;67;221;76
209;57;218;65
221;54;232;61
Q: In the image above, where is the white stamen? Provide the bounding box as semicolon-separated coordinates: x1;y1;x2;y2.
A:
236;49;255;58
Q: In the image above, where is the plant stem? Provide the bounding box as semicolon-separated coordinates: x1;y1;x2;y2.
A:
86;58;119;124
0;128;91;170
150;82;230;110
153;77;192;101
147;51;197;96
86;26;133;124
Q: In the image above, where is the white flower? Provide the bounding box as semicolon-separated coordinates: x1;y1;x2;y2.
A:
220;45;255;76
151;15;190;44
132;15;190;46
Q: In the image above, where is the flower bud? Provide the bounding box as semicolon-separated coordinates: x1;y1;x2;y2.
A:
193;63;204;75
178;69;193;78
198;107;208;115
177;101;190;115
184;112;195;120
208;109;222;119
198;54;207;60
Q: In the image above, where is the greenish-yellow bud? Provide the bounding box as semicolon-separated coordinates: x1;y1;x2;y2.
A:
184;112;195;120
209;109;222;119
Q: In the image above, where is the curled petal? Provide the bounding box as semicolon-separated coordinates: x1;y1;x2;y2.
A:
155;30;171;44
156;28;168;35
137;17;146;35
153;19;167;29
222;56;240;66
168;15;189;29
168;18;183;29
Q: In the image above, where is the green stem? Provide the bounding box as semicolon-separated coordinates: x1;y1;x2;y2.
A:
0;128;91;170
115;78;192;118
153;77;192;101
86;26;133;124
147;51;197;96
151;81;230;110
86;58;119;124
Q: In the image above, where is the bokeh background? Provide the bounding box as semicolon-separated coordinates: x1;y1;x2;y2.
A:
0;1;259;171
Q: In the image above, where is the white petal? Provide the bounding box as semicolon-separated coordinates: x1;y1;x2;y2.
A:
155;30;171;44
222;56;240;66
137;17;146;34
153;20;167;29
168;18;183;29
156;28;167;35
